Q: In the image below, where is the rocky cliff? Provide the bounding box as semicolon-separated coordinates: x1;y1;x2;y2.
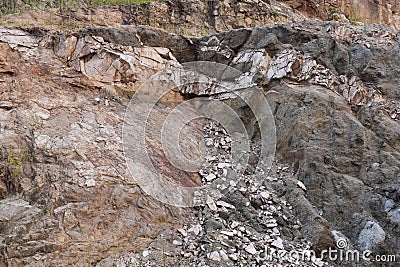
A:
2;0;400;32
0;1;399;267
279;0;400;29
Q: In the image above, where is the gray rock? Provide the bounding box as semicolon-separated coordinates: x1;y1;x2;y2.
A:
245;243;257;255
358;221;386;251
208;251;221;261
0;198;41;222
385;199;400;225
271;237;284;250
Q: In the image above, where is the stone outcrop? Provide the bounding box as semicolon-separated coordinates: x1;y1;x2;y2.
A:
186;20;400;260
2;0;399;33
279;0;400;29
0;26;189;266
1;0;306;35
0;1;399;266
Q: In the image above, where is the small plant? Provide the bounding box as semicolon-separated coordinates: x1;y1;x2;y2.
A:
162;245;167;267
1;0;17;14
349;8;358;25
326;6;340;21
61;17;83;30
137;253;143;267
86;250;93;267
6;149;27;178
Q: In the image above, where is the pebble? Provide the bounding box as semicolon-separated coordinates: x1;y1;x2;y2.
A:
312;257;325;267
188;224;202;236
271;237;284;249
172;240;182;246
229;253;238;261
231;221;240;229
208;251;221;261
220;230;234;237
207;198;218;211
371;162;380;170
85;178;96;187
177;228;187;237
220;250;229;261
297;180;307;191
217;163;231;168
216;200;235;209
205;173;216;181
205;139;213;146
260;191;271;200
205;155;216;161
266;222;278;228
245;243;257;255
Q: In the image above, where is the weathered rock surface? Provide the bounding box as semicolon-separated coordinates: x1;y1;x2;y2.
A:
279;0;400;29
1;0;306;35
0;26;190;266
2;0;399;33
0;3;399;267
185;20;400;261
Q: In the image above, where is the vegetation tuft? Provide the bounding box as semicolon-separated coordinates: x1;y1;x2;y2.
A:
0;0;157;15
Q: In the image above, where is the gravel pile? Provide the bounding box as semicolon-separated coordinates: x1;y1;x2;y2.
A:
102;120;332;267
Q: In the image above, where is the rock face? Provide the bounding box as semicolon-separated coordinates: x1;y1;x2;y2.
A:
0;2;400;267
0;27;189;266
1;0;307;35
184;20;400;260
2;0;400;32
279;0;400;29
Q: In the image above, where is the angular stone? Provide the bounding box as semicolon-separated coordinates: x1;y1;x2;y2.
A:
245;243;257;255
271;237;284;250
357;221;386;251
